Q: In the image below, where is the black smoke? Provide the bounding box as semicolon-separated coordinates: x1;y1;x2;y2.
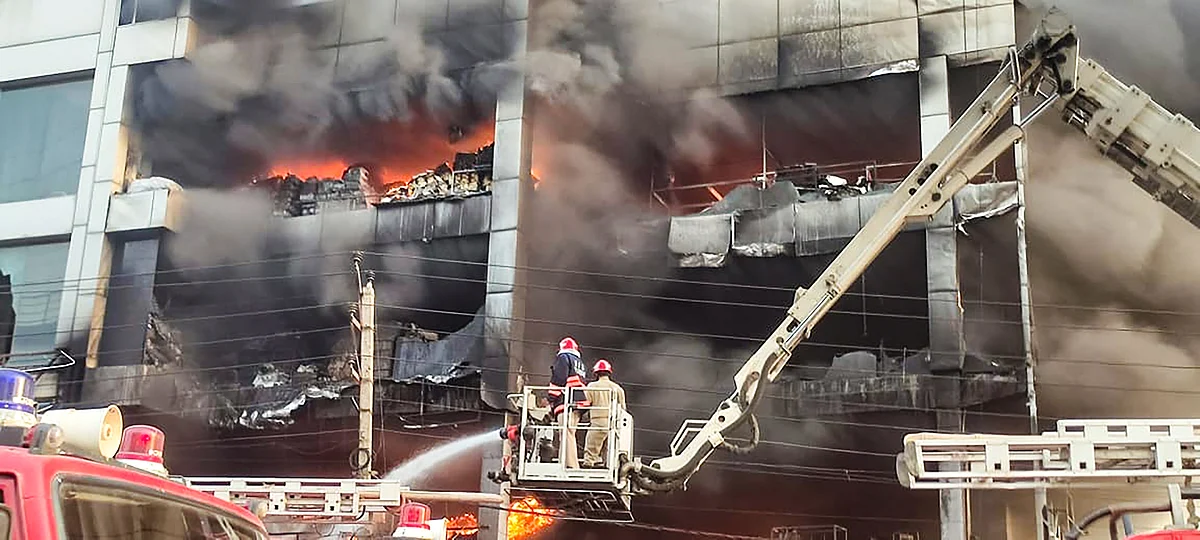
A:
134;0;519;186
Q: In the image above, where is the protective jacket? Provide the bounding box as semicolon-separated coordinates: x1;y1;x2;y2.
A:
548;351;589;416
584;376;626;427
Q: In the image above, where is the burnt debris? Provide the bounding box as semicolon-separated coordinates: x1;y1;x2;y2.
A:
247;143;495;217
249;166;371;218
377;143;494;205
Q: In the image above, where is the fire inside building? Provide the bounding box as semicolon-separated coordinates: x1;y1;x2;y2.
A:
3;0;1200;539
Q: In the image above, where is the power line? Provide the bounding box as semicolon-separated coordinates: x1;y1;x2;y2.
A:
46;345;1045;428
372;304;1200;378
360;249;1200;319
39;317;1194;431
23;303;1200;404
6;250;363;290
8;247;1200;322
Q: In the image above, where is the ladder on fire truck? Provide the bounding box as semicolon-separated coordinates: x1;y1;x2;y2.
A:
896;419;1200;539
182;477;505;523
896;418;1200;491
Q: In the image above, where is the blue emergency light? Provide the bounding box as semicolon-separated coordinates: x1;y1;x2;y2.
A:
0;368;38;427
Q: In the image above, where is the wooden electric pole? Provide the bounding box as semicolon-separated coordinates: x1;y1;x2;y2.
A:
352;253;377;479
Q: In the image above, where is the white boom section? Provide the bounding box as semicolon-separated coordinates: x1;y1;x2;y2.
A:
627;10;1081;490
897;419;1200;490
1058;59;1200;226
183;477;504;521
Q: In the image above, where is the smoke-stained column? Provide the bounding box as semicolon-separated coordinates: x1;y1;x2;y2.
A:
920;55;967;540
480;1;533;538
56;0;133;377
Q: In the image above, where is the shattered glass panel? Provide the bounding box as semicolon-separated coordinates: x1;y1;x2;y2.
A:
0;243;68;365
0;78;91;204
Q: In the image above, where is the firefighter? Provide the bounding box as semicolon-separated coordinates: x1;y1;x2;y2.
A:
548;337;589;468
582;359;626;469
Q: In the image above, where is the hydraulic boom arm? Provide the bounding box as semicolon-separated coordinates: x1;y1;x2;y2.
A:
623;11;1082;493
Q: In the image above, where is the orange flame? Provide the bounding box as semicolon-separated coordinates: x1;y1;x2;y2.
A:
262;126;496;188
446;497;558;539
445;513;480;537
507;496;559;539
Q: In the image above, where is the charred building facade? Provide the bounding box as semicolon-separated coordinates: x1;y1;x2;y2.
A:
0;0;1126;539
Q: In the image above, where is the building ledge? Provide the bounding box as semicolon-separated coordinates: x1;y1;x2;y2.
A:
107;184;184;234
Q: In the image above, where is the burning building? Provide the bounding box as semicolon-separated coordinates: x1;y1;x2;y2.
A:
4;0;1199;539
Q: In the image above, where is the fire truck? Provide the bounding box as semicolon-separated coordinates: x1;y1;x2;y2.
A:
898;419;1200;539
0;368;269;539
0;367;487;539
492;5;1200;533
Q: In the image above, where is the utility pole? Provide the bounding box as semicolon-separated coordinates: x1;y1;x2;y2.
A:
352;253;376;480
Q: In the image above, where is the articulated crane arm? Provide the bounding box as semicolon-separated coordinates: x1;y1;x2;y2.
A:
623;10;1081;494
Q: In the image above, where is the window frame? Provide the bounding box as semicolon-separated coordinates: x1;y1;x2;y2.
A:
0;75;94;205
0;241;71;364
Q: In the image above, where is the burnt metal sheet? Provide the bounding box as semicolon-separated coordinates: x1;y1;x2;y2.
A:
954;182;1018;223
732;206;796;257
842;18;920;69
719;0;778;43
400;202;435;241
795;198;861;256
780;0;840;34
458;193;492;235
392;312;484;382
780;30;842;81
919;5;1015;57
840;0;918;26
668;213;733;258
433;199;464;238
718;38;779;86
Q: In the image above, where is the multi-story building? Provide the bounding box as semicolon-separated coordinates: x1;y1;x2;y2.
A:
4;0;1171;538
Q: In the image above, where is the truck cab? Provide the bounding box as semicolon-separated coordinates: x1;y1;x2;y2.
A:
0;445;269;540
0;368;269;540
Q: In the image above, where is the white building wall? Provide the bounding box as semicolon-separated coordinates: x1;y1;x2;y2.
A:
0;0;193;397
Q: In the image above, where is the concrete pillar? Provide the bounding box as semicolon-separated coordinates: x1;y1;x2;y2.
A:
56;0;131;385
479;2;532;539
55;1;198;401
920;55;968;540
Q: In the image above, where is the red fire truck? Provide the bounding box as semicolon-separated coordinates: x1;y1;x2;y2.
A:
0;368;269;539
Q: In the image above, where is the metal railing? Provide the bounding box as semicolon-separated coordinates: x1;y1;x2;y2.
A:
512;385;627;484
652;157;1004;214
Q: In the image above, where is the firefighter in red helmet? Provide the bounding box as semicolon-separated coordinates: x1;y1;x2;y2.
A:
548;337;589;468
582;359;626;468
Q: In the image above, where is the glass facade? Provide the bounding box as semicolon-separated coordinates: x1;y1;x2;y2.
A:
0;78;92;205
118;0;181;25
0;243;69;360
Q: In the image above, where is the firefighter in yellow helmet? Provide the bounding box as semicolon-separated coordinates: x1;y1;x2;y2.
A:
582;359;626;468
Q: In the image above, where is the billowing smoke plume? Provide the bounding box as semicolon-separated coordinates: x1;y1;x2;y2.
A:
144;0;750;388
1009;0;1200;418
1025;121;1200;417
135;0;518;185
